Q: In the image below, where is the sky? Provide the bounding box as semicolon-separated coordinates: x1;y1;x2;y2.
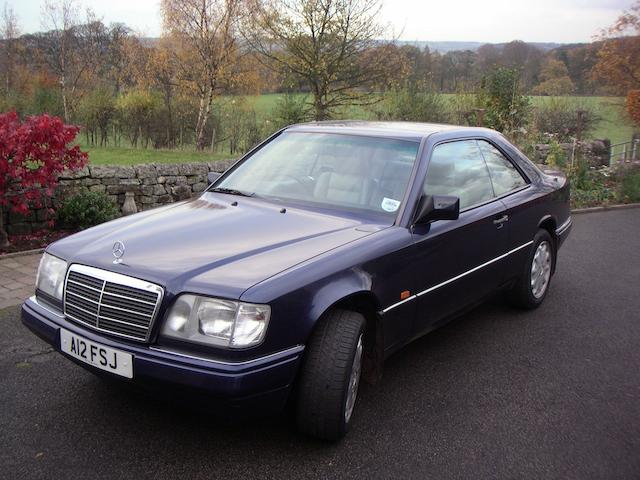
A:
4;0;632;43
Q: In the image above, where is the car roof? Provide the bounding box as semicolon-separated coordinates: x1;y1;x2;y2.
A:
285;120;496;142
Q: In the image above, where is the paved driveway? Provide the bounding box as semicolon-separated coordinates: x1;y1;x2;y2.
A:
0;253;40;309
1;209;639;479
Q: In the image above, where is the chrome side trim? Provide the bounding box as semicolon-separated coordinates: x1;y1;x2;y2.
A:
381;240;534;314
149;344;305;366
556;217;572;236
381;295;417;314
416;241;533;297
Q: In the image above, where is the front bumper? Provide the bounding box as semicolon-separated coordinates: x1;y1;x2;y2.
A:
21;296;304;415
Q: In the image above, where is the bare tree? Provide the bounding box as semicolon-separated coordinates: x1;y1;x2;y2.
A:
245;0;396;120
39;0;106;121
161;0;243;150
40;0;78;120
0;3;20;96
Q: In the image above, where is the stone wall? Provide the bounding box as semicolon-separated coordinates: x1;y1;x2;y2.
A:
531;140;610;167
4;160;235;235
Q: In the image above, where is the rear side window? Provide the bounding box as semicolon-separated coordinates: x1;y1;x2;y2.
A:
478;140;527;196
424;140;495;210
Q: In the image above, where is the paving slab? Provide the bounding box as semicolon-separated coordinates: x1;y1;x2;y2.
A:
0;252;40;307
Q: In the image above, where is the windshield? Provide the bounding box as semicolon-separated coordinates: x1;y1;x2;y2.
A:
214;132;420;216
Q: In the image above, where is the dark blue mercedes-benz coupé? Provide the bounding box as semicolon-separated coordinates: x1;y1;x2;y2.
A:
23;121;571;440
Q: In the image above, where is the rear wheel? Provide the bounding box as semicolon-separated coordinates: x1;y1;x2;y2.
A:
508;229;555;309
296;309;366;441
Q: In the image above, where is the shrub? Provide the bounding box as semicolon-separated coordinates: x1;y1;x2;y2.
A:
372;85;450;123
534;98;600;142
545;140;567;168
618;168;640;202
58;191;120;229
116;90;162;148
0;111;87;246
567;165;617;208
478;68;531;134
272;93;310;128
30;85;64;118
447;92;482;126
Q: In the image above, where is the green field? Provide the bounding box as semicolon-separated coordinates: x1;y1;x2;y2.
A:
84;94;635;166
84;145;231;166
528;96;634;146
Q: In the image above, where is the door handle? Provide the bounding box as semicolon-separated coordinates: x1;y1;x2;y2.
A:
493;214;509;227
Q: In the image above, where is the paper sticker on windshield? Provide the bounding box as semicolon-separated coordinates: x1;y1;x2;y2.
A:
381;197;400;212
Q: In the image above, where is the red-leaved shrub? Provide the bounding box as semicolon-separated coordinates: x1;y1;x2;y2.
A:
0;111;87;244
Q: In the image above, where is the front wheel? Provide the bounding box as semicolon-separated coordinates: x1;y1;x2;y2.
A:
508;229;555;309
295;309;366;441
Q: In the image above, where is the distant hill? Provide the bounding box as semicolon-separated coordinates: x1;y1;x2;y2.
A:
88;37;574;54
395;40;570;53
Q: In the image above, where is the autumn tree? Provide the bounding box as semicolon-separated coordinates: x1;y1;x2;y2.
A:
532;58;575;95
500;40;544;90
161;0;243;150
104;23;132;95
593;1;640;94
627;90;640;127
245;0;397;120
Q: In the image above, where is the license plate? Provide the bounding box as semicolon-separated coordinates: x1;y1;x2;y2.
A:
60;328;133;378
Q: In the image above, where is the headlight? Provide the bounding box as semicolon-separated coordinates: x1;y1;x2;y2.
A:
161;294;270;348
36;253;67;302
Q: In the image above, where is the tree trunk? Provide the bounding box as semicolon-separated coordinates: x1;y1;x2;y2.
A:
312;84;329;121
195;87;214;150
61;78;70;122
314;100;329;121
0;207;9;248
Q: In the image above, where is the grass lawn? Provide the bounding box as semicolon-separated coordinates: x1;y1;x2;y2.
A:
83;94;635;166
83;145;232;165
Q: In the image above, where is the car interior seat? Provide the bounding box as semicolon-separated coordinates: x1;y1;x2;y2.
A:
314;154;374;207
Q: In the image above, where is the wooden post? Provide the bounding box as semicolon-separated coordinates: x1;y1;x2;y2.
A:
576;110;586;142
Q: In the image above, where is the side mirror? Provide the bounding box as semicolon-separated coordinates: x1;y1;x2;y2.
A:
414;195;460;224
207;172;221;184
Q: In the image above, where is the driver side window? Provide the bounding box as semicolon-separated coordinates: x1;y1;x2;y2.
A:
424;140;495;210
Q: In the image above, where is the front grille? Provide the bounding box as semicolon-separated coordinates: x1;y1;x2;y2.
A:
63;265;164;342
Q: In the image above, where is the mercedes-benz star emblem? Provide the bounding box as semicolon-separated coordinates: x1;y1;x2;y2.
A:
112;241;125;264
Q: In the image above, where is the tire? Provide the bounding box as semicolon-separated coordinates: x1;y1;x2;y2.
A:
507;229;555;309
296;309;366;441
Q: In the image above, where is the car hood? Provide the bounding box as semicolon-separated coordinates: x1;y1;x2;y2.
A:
49;193;388;299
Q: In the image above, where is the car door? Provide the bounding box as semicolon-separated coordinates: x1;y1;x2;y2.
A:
478;139;535;281
410;139;509;337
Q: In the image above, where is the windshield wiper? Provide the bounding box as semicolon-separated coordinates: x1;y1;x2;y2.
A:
210;187;255;197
